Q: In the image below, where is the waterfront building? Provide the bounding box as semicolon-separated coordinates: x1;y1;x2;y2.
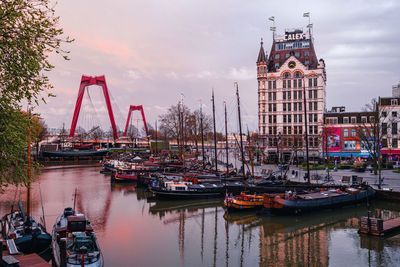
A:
257;28;326;161
379;97;400;159
393;81;400;98
323;107;374;158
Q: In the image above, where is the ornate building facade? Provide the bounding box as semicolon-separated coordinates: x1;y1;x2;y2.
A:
257;29;326;161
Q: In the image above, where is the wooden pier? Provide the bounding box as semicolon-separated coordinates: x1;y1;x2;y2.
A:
359;216;400;236
1;240;51;267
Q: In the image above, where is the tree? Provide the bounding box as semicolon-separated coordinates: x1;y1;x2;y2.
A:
355;98;394;188
0;0;71;186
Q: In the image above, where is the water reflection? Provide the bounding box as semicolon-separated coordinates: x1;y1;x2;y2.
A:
1;166;400;266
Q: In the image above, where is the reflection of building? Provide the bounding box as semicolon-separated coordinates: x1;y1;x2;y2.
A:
323;107;374;158
379;97;400;158
257;27;326;161
260;223;328;266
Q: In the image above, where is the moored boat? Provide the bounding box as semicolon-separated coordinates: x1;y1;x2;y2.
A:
263;186;375;214
224;192;264;212
111;168;139;183
52;207;103;267
1;200;51;255
149;180;223;199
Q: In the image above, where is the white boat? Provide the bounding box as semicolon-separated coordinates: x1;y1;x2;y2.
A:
52;207;103;267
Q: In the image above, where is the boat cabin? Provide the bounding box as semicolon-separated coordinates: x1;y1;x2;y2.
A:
163;181;191;191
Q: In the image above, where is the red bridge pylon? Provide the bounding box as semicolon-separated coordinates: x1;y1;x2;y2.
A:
123;105;148;137
69;75;119;139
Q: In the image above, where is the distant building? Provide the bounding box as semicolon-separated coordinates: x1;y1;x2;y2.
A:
393;81;400;97
379;97;400;158
323;107;374;158
257;28;326;161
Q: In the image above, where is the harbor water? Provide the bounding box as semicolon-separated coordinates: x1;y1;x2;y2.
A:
1;165;400;266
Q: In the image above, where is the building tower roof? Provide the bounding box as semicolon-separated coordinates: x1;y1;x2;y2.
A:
257;38;266;63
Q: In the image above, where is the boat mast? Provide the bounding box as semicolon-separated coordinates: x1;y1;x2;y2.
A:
73;188;78;212
27;107;31;219
212;90;218;172
200;102;206;169
302;77;310;183
155;120;158;156
224;101;229;173
235;82;245;176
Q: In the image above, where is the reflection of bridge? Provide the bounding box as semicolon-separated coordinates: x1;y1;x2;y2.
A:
69;75;148;141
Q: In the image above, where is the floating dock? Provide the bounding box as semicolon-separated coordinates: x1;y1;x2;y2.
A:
1;240;51;267
359;216;400;236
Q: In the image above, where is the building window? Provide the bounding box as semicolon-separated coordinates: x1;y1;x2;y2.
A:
262;93;265;100
314;102;317;111
283;80;286;89
393;138;398;148
283;103;287;111
393;123;398;134
273;104;277;112
283;91;286;100
294;102;297;111
313;90;318;99
299;102;302;111
313;78;317;87
268;81;272;89
262;126;265;134
361;116;367;123
285;53;290;58
288;80;291;88
268;104;272;112
283;126;287;135
299;126;303;134
314;114;318;122
344;140;356;150
273;115;277;123
268;115;272;123
268;92;272;100
288;91;291;100
275;63;279;68
262;116;266;123
294;79;297;88
309;102;312;111
294;114;298;123
273;92;276;100
382;139;388;148
262;81;265;89
295;52;300;57
288;115;291;123
351;117;356;123
294;91;297;99
295;72;301;78
344;129;349;137
351;128;356;137
262;104;265;112
382;123;387;135
391;99;398;105
309;114;312;123
269;127;272;135
309;126;312;135
299;115;302;123
305;61;309;65
308;78;312;87
288;103;291;111
343;117;349;124
273;80;276;89
393;111;397;117
362;128;367;137
314;126;318;135
299;91;302;99
275;54;280;59
369;116;375;122
283;115;287;123
288;127;292;134
382;112;387;117
305;52;309;56
308;90;312;99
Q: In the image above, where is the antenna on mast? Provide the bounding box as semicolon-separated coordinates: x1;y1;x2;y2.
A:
303;12;312;39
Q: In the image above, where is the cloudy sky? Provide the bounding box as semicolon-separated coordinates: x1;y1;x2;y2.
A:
39;0;400;134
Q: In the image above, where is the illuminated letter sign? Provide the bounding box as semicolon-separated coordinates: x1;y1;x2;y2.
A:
284;33;306;41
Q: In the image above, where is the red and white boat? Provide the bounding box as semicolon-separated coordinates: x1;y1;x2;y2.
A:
111;167;139;183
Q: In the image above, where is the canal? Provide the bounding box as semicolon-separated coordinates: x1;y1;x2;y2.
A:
1;165;400;266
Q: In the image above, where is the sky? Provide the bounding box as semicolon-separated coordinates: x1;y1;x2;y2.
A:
38;0;400;134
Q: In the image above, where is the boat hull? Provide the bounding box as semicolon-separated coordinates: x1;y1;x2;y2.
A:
265;188;375;214
111;173;139;183
150;189;222;199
